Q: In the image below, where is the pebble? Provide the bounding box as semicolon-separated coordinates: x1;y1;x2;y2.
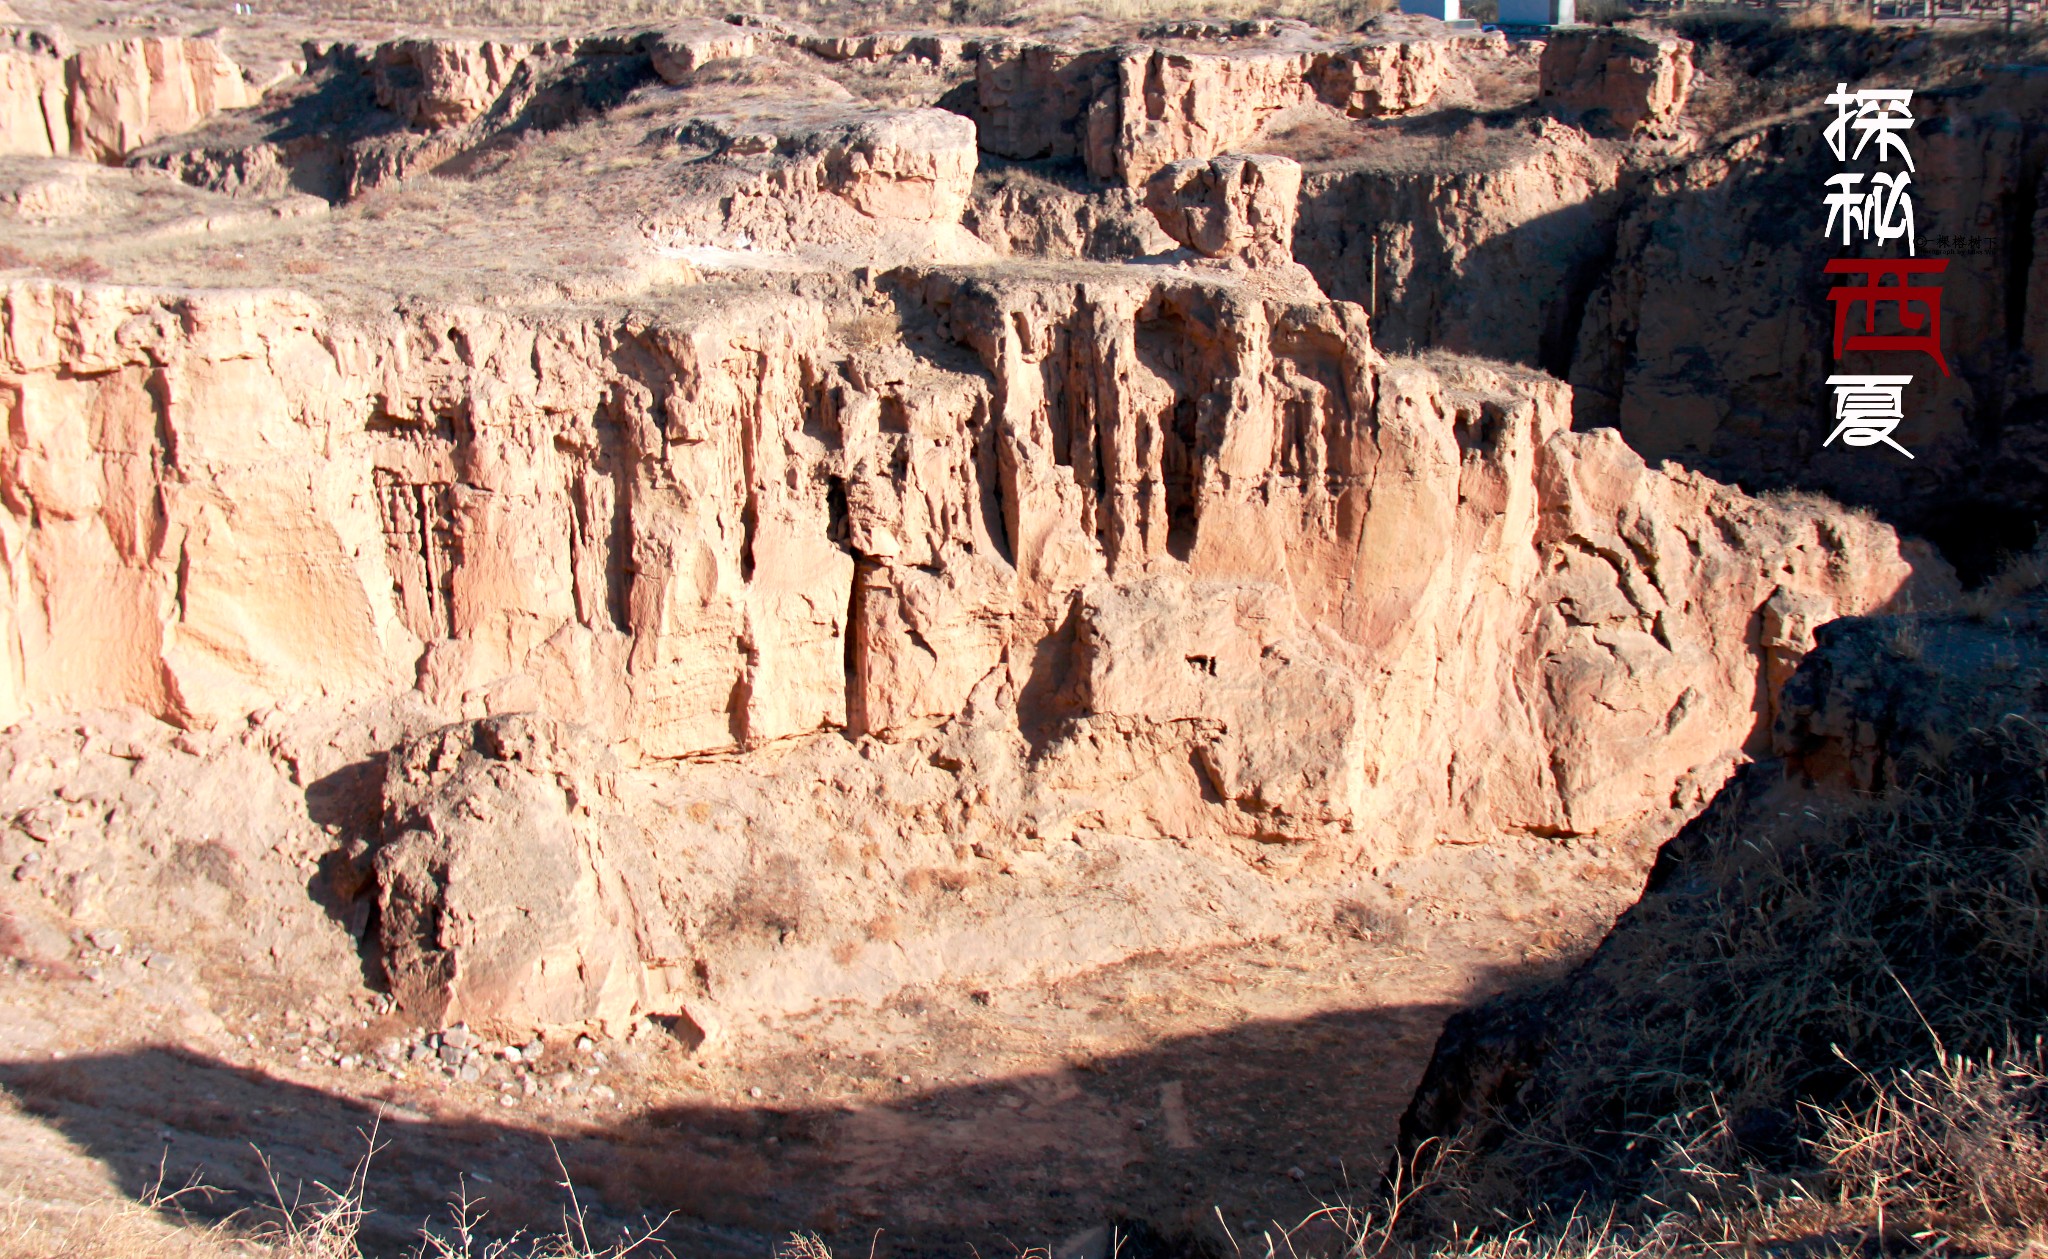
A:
897;1074;912;1084
459;1064;481;1083
442;1024;474;1052
499;1095;517;1108
575;1034;595;1052
590;1084;616;1101
503;1045;523;1064
749;1085;764;1099
88;928;123;954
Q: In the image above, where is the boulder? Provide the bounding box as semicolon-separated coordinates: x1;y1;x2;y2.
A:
647;22;756;82
1538;29;1693;135
374;715;662;1032
369;38;535;131
1144;153;1303;266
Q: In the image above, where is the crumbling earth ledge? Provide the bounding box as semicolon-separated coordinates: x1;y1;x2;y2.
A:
0;263;1946;1039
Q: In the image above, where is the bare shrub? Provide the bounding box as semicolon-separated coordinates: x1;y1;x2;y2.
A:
1333;896;1408;945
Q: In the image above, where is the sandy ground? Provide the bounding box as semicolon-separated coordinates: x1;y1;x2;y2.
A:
0;825;1656;1259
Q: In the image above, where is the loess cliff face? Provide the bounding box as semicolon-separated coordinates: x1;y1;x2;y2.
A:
7;6;2035;1249
0;10;2003;1236
0;254;1931;1032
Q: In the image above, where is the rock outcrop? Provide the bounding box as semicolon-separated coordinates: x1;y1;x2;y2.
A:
0;29;262;163
0;13;1989;1050
1538;29;1693;136
1145;152;1302;266
1295;121;1627;369
965;31;1472;187
368;38;537;132
0;268;1936;859
1310;37;1453;119
374;714;685;1033
1568;62;2048;575
647;22;758;83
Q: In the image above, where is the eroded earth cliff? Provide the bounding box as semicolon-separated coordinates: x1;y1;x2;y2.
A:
0;1;2026;1254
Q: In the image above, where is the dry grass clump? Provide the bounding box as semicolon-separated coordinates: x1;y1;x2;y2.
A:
0;1134;675;1259
1817;1043;2048;1246
1390;715;2048;1251
1961;533;2048;620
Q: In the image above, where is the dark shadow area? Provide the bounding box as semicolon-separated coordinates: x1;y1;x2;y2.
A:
303;755;390;991
1394;616;2048;1229
1293;62;2048;587
973;154;1101;197
1292;150;1630;380
0;957;1551;1258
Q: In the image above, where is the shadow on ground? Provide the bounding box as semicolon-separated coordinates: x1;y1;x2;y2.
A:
0;967;1540;1259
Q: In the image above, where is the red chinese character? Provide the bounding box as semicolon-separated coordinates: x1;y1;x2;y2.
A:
1823;257;1949;375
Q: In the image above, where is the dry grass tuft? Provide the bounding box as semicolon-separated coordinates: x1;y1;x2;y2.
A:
1818;1044;2048;1247
1388;714;2048;1253
1962;534;2048;620
0;1131;676;1259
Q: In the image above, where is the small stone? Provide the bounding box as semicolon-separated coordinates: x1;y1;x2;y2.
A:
590;1083;616;1101
499;1094;517;1108
898;1074;912;1084
88;928;123;954
459;1064;481;1083
442;1024;474;1051
523;1038;545;1059
575;1034;595;1052
503;1045;523;1064
749;1085;764;1099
